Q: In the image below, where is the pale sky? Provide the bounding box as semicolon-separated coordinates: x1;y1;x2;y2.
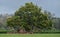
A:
0;0;60;17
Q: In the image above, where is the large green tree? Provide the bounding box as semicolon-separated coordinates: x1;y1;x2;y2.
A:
7;2;52;33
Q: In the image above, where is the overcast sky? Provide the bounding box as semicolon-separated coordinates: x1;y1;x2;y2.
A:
0;0;60;17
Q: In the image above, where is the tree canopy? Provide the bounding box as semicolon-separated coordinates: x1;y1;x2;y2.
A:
7;2;53;33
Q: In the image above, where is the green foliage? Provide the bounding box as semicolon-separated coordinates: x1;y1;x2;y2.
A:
7;2;53;32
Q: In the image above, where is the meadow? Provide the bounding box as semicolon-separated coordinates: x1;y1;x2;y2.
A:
0;34;60;37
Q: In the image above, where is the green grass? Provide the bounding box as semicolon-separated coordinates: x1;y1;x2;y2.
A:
0;34;60;37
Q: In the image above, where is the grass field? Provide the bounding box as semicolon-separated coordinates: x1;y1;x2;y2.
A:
0;34;60;37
